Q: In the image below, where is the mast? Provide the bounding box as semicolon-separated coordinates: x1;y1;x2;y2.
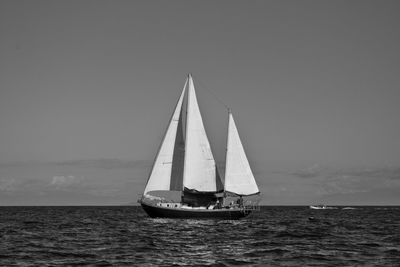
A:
223;108;231;197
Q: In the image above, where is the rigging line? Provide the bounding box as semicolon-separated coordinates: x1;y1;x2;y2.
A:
191;74;230;112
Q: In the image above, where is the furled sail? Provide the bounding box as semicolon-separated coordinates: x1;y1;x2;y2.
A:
183;75;221;192
224;112;259;195
143;79;187;196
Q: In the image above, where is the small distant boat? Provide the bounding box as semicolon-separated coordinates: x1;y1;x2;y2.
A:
309;205;328;210
139;74;260;219
309;205;337;210
342;207;356;210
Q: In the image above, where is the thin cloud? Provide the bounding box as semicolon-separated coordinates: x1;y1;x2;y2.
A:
49;175;84;189
0;178;42;192
343;167;400;180
0;178;19;192
53;159;152;170
291;164;322;179
289;165;400;198
328;168;400;196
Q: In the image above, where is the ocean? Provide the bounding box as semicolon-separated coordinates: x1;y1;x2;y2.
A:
0;206;399;266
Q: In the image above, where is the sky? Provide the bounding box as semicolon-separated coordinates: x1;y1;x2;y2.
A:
1;0;400;205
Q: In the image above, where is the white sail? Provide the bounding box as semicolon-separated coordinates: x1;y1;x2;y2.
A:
144;79;187;195
225;112;259;195
183;75;218;192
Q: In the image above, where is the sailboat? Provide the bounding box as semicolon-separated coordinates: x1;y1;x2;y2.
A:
139;74;260;219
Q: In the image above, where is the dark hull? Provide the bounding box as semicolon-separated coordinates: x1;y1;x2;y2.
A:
141;202;250;220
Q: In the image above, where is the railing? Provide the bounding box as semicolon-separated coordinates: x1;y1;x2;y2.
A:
139;195;178;205
241;204;260;214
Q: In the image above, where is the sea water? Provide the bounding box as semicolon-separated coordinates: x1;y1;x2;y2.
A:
0;206;399;266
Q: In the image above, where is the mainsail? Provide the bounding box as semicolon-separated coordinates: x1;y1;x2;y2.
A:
183;75;222;192
143;79;187;196
224;112;260;195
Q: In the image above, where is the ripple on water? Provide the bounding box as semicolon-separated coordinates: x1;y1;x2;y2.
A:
0;206;399;266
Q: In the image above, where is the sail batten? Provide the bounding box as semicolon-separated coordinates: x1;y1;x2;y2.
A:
183;75;220;192
143;79;187;195
224;113;259;196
